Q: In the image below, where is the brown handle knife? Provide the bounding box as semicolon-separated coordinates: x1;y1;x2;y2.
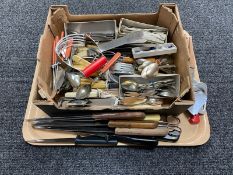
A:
108;120;159;129
115;127;169;136
93;112;145;120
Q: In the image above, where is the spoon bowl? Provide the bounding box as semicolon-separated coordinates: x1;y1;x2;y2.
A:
76;84;91;99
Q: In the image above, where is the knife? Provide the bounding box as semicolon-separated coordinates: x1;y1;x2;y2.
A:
27;134;158;147
115;127;170;136
32;126;115;133
28;112;145;122
108;120;160;129
29;113;160;129
32;119;161;129
32;123;170;136
28;135;117;146
32;121;108;128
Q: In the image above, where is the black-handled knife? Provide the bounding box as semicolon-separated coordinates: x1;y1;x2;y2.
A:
27;134;158;147
27;135;117;146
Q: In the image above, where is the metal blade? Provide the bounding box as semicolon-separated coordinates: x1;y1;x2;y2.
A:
32;126;115;133
28;115;95;121
27;138;75;143
30;119;97;125
30;118;96;123
32;123;108;127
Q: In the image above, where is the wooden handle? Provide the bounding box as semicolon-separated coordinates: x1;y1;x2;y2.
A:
115;127;169;136
61;31;64;38
144;114;161;121
65;39;73;58
52;39;56;65
122;57;134;64
101;52;121;73
52;36;60;64
93;112;145;120
108;120;159;129
91;80;106;89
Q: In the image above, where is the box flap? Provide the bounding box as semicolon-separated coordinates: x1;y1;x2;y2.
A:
157;4;191;97
49;8;68;36
37;9;57;100
157;5;179;38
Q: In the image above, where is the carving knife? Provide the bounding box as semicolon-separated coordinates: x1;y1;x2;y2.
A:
27;134;158;146
32;124;170;136
32;126;115;133
28;112;145;122
31;118;162;129
27;129;180;146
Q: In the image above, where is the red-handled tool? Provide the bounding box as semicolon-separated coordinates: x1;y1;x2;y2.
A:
82;55;108;78
101;52;121;74
61;31;64;38
93;52;121;81
52;39;56;65
54;36;60;62
57;31;65;61
52;36;60;90
65;40;73;58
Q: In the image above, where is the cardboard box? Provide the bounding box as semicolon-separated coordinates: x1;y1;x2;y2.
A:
33;4;194;116
22;31;210;146
22;33;210;146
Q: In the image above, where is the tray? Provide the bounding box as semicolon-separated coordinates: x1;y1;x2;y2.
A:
22;31;210;147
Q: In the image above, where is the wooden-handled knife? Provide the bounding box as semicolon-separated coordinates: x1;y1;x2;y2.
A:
29;112;145;122
115;127;169;136
108;120;159;129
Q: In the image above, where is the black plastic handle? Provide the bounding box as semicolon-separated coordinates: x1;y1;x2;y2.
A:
115;135;158;146
75;135;117;146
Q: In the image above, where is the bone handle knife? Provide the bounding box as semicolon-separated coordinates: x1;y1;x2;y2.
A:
115;127;169;136
108;120;159;129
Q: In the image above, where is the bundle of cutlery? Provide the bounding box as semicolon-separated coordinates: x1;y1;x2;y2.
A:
27;112;181;146
48;18;178;108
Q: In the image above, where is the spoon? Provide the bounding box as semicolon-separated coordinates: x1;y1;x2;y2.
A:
121;79;175;92
121;80;139;92
138;61;152;72
66;72;81;89
146;97;163;105
158;90;176;98
141;63;159;78
76;84;91;99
